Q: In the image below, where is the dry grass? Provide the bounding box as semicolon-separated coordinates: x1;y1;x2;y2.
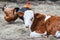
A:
0;1;60;40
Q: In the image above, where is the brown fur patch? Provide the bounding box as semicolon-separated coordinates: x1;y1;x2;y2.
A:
31;13;46;34
31;13;60;36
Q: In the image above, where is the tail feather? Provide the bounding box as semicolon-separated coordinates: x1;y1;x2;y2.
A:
2;4;6;11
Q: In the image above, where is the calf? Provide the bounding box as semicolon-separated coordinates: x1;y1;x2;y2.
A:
24;11;60;38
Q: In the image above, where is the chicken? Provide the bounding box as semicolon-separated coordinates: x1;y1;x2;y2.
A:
2;4;18;22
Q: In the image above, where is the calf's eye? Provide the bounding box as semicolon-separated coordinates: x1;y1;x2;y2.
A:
31;17;33;21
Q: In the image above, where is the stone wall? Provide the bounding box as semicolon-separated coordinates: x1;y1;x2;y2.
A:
0;0;59;2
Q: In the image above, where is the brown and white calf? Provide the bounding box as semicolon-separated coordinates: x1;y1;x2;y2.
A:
23;10;60;38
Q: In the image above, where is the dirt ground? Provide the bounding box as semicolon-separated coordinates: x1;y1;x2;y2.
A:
0;1;60;40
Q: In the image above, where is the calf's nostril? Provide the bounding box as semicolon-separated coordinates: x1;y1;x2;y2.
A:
26;26;29;28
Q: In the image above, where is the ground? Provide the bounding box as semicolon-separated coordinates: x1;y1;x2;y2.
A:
0;1;60;40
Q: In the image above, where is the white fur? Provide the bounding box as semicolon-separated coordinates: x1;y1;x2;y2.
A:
24;10;34;28
30;31;47;37
55;31;60;37
45;15;51;21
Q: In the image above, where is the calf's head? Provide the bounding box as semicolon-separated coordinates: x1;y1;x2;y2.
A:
24;10;34;28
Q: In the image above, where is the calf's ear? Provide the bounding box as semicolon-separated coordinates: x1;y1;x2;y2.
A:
17;12;24;17
36;15;41;18
36;14;42;18
35;13;45;19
